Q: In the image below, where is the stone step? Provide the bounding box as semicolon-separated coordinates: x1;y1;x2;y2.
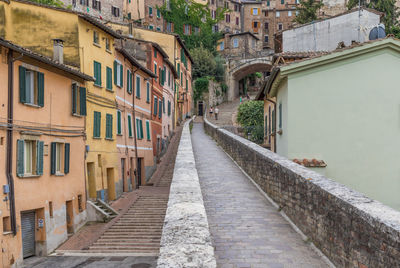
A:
100;236;161;240
97;238;160;243
92;242;160;247
103;231;163;234
89;246;160;250
86;249;159;253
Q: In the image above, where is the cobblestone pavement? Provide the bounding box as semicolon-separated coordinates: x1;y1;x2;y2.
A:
191;123;328;268
22;256;157;268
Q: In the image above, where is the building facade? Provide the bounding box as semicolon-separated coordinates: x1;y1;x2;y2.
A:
60;0;124;23
0;38;92;266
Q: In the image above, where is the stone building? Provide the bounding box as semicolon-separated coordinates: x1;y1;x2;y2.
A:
60;0;124;22
217;31;261;57
124;0;167;32
210;0;242;33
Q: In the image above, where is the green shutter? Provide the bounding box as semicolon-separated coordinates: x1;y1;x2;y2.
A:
106;114;113;139
177;63;180;75
154;97;157;115
72;84;77;114
146;82;150;102
106;67;112;90
162;97;165;113
168;101;171;116
117;110;122;135
128;115;132;137
154;49;157;58
158;101;162;119
64;143;70;174
146;121;150;140
37;72;44;107
120;64;123;87
36;141;44;175
149;6;152;15
79;87;87;116
94;61;101;86
163;67;166;85
19;66;26;103
93;111;101;137
50;142;56;175
136;76;140;97
17;140;24;177
272;109;276;133
140;119;144;139
114;61;118;85
136;118;140;138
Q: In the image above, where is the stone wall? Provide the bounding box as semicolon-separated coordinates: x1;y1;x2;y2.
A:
204;118;400;268
157;120;216;268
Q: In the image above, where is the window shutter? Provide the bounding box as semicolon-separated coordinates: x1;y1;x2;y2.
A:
136;118;140;138
146;83;150;102
64;143;70;174
146;121;150;140
106;114;113;139
140;120;144;139
162;97;165;113
136;76;140;98
94;111;101;137
79;87;87;116
50;142;56;175
168;101;171;116
37;72;44;107
120;64;123;87
154;98;157;115
37;141;44;175
272;109;276;133
17;139;24;177
19;66;26;103
117;110;121;135
106;67;112;90
127;115;132;137
114;61;118;85
158;101;162;119
72;84;77;114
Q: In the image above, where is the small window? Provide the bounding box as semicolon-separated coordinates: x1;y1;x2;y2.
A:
276;11;280;17
220;41;224;50
236;17;239;25
106;67;112;91
154;49;157;58
265;22;269;30
127;114;133;137
136;118;144;139
49;201;53;218
136;75;141;98
114;61;123;87
93;111;101;138
233;38;239;48
279;103;282;129
149;25;154;30
146;82;150;102
16;139;44;177
105;38;110;51
154;63;157;82
72;84;86;116
117;110;122;135
264;35;269;43
19;66;44;107
278;23;283;31
127;12;131;20
167;100;171;116
112;6;120;17
93;31;99;45
148;6;153;16
146;120;151;140
157;9;161;18
267;0;270;6
252;8;259;15
281;0;284;4
154;96;158;116
156;27;161;32
288;11;292;17
92;0;101;10
50;142;70;175
93;61;102;86
3;217;11;233
78;195;83;212
105;113;113;140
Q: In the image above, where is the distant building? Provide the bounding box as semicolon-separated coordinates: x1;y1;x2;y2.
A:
217;31;261;57
281;8;382;53
262;37;400;211
60;0;124;22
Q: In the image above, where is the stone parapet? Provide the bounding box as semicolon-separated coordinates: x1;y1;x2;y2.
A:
157;120;216;268
204;117;400;268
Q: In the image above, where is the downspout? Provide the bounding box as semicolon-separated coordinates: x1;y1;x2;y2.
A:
131;66;140;190
6;49;17;235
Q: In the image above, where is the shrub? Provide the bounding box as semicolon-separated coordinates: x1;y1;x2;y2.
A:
236;101;264;144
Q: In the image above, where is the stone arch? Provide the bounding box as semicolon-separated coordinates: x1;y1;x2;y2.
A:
226;58;273;101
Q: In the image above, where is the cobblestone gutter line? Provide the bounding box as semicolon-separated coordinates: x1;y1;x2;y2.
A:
157;119;217;268
204;117;400;268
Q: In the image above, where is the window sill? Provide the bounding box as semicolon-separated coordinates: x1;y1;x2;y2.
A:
20;174;41;178
93;42;101;48
94;84;103;89
106;88;114;92
23;103;41;108
55;173;65;177
105;138;114;141
128;136;133;138
117;133;123;136
72;113;85;118
93;137;101;139
106;49;112;54
3;231;13;235
136;96;141;99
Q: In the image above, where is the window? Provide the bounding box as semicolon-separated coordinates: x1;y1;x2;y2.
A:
236;17;239;25
211;10;216;19
154;96;158;116
93;111;101;138
288;11;292;16
281;0;284;4
93;61;102;86
146;120;151;140
50;142;70;175
265;22;269;30
252;21;259;33
168;100;171;116
149;25;154;30
166;22;173;32
156;27;161;31
19;66;44;107
211;0;214;4
252;8;259;15
264;35;269;43
112;6;120;17
233;38;239;48
162;97;165;114
136;118;144;139
72;84;87;116
127;69;132;94
92;0;101;10
278;23;283;31
148;6;153;16
136;75;141;98
194;27;200;34
158;99;162;119
279;103;282;129
213;24;219;33
154;63;157;82
80;0;89;6
272;109;276;133
157;9;161;18
106;67;112;91
93;31;99;44
276;11;280;17
127;114;133;137
220;41;224;50
296;10;299;15
16;139;44;177
267;0;270;6
234;4;238;11
117;110;122;135
154;49;157;58
3;217;11;233
78;195;83;212
105;114;113;139
225;14;230;23
146;82;150;102
265;115;268;136
105;38;110;51
114;61;123;87
224;1;229;8
49;201;53;218
184;24;191;35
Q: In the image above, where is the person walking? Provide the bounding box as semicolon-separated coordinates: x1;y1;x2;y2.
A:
209;106;213;118
214;106;219;120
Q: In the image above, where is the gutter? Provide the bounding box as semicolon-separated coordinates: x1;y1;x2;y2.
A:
131;66;140;190
6;49;17;235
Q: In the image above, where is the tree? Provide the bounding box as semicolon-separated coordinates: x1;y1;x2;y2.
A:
159;0;227;52
194;77;209;101
236;101;264;144
347;0;399;37
294;0;324;24
191;46;217;79
27;0;65;7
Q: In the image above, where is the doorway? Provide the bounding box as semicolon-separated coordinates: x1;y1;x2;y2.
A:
21;211;36;258
66;201;74;234
130;157;134;191
198;101;204;116
121;158;126;192
137;158;143;187
87;162;96;199
107;168;116;201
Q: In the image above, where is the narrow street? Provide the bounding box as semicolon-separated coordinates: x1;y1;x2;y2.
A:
191;122;327;268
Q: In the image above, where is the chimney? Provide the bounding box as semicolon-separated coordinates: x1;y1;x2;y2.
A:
53;39;64;64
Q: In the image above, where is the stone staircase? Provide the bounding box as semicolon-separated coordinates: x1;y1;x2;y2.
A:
87;195;168;254
87;199;118;222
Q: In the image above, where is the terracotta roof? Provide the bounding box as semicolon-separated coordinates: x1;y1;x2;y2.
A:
115;47;156;78
229;31;259;41
78;14;121;38
0;38;94;81
293;158;327;168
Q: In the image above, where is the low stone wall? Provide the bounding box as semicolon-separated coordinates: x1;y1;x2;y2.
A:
204;118;400;268
157;120;216;268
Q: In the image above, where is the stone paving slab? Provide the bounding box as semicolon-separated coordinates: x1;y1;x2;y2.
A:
191;123;328;268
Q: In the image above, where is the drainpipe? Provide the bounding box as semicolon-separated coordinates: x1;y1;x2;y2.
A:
131;66;140;190
6;49;17;235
